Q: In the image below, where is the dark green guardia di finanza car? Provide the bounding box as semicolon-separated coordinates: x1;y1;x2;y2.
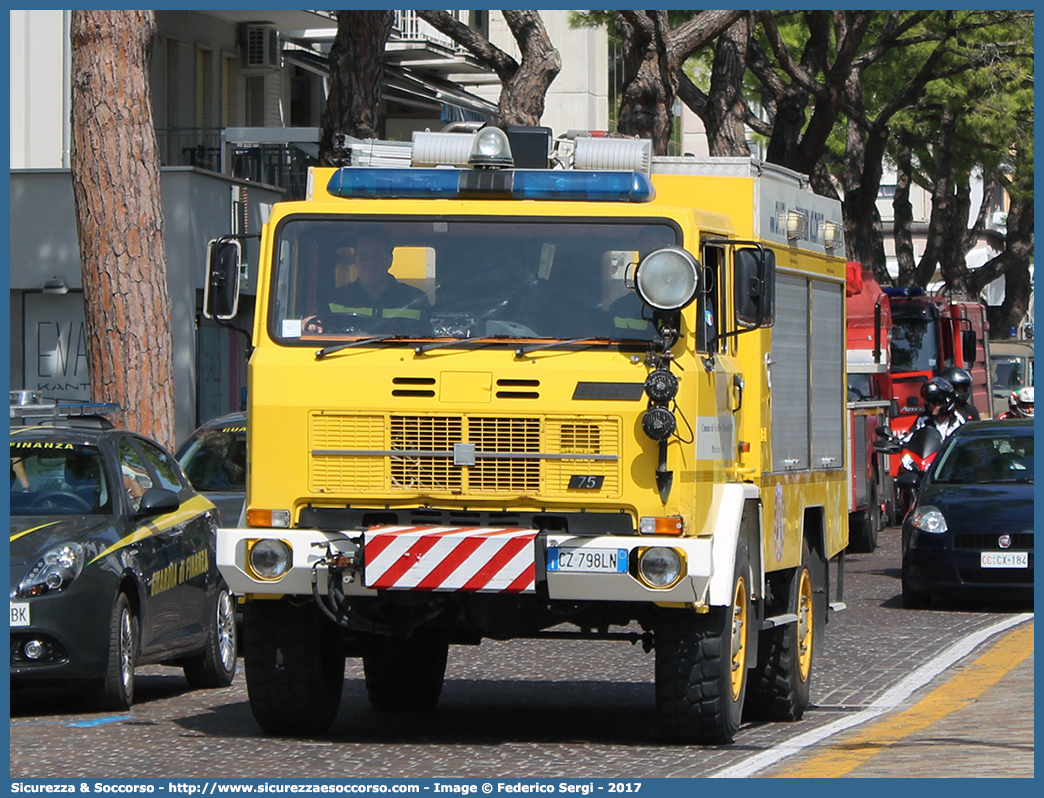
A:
10;411;236;709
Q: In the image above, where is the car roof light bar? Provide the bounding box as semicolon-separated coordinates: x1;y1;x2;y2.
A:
326;168;655;203
10;396;120;421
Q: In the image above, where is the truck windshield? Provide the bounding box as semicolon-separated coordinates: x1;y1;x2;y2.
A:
890;308;939;373
269;217;679;344
993;355;1033;394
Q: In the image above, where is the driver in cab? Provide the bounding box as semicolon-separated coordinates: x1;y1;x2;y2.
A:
304;228;430;334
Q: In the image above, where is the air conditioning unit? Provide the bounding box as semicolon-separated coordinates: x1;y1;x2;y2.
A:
241;24;279;70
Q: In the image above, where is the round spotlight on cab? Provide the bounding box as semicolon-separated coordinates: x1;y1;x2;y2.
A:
23;639;45;660
644;368;679;404
638;547;684;588
642;406;677;442
635;247;701;311
248;539;292;581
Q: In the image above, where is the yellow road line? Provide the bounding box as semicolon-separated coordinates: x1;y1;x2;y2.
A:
776;622;1034;778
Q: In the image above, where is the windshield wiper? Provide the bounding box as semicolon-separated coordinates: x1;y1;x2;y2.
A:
413;337;512;355
315;336;399;360
514;337;608;358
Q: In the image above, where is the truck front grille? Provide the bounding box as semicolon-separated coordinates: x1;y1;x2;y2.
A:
309;413;620;497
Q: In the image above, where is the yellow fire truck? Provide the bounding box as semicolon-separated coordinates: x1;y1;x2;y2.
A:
205;127;848;744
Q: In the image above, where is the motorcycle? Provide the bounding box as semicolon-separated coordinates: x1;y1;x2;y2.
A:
874;424;944;519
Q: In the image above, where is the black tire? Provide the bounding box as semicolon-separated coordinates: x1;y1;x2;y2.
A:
183;581;237;689
901;566;932;609
96;592;136;711
847;482;881;554
363;638;449;712
744;539;815;722
243;600;345;735
655;541;750;744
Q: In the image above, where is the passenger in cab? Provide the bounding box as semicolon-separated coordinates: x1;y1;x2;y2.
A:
607;227;676;335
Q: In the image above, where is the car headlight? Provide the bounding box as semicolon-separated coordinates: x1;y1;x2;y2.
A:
247;539;292;580
910;507;948;534
635;247;701;311
19;542;85;597
637;547;685;588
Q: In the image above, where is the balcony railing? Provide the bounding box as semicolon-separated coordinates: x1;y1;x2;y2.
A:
155;128;224;172
154;127;316;200
229;144;315;200
393;10;461;49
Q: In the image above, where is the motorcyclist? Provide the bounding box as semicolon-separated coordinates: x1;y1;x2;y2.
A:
998;386;1034;419
940;366;979;421
903;377;966;442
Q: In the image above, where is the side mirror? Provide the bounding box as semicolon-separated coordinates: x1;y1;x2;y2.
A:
873;439;901;455
962;330;977;364
203;238;242;320
136;487;181;516
735;247;775;329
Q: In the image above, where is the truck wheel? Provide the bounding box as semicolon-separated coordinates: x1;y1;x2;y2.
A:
183;581;237;689
96;592;137;711
363;639;448;711
654;541;750;744
901;566;932;609
847;482;881;554
243;600;345;735
744;539;814;721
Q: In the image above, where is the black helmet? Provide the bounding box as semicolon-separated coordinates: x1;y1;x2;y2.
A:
921;377;956;412
940;367;972;402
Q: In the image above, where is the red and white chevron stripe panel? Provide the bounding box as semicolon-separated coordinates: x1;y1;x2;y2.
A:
363;526;538;593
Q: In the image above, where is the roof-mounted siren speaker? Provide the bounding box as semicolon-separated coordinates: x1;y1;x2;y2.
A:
242;24;279;69
411;131;475;168
574;136;652;175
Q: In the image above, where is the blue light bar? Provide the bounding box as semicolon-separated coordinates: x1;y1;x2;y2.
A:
326;168;655;203
883;286;926;298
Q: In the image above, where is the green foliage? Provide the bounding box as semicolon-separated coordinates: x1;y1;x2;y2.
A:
883;12;1033;192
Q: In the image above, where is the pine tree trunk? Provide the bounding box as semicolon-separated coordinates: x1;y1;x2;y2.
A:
615;12;676;154
497;11;561;127
69;10;176;447
706;14;751;157
319;11;394;164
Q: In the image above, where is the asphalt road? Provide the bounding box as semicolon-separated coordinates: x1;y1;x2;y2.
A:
10;525;1031;780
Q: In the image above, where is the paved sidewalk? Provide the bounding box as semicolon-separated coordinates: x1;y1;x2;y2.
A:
760;622;1034;778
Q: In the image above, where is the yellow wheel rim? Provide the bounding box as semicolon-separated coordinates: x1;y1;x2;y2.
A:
796;567;814;682
729;575;749;700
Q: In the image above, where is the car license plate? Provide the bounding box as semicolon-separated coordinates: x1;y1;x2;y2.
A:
547;547;628;574
10;602;30;628
980;551;1028;568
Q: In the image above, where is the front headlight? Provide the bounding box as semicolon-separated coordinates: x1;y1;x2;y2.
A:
635;247;701;311
19;542;85;597
637;547;684;588
910;507;948;534
247;538;292;580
